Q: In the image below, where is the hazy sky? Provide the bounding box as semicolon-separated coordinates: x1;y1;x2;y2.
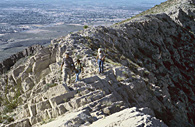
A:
0;0;167;6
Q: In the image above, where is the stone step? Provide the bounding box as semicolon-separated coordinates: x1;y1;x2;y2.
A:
68;90;104;109
26;90;103;125
6;70;125;127
35;94;125;127
49;91;76;108
5;118;31;127
27;91;76;119
39;109;94;127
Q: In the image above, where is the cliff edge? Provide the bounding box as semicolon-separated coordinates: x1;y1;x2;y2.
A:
0;0;195;127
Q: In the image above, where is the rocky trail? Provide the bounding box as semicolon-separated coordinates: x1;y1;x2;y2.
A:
0;39;168;127
0;0;195;127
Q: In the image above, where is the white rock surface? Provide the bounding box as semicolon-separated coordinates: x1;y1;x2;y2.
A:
90;107;168;127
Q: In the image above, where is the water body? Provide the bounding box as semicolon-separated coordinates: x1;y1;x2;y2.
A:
0;0;166;61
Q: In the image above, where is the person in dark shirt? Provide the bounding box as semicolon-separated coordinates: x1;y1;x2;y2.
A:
61;52;75;84
75;59;84;82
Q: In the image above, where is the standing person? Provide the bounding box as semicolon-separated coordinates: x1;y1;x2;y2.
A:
61;52;75;84
75;59;84;82
96;48;105;74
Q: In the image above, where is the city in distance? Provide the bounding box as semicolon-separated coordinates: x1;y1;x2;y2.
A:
0;0;166;61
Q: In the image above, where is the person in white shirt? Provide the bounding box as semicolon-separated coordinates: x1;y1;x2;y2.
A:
96;48;105;74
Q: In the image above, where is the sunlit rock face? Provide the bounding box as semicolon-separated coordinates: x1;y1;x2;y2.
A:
0;0;194;127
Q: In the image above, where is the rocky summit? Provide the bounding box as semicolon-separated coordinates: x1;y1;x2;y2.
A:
0;0;195;127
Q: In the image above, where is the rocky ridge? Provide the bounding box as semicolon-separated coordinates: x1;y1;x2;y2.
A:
122;0;195;33
0;0;195;127
0;45;43;75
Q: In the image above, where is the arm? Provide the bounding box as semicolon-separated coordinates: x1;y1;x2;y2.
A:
71;58;75;70
81;63;84;72
102;52;106;61
102;55;105;61
61;62;64;71
96;55;99;62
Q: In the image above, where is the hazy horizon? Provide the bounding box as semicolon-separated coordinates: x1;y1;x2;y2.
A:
0;0;167;8
0;0;167;61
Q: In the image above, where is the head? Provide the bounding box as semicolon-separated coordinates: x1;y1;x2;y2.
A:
65;52;69;58
98;48;102;53
77;59;80;63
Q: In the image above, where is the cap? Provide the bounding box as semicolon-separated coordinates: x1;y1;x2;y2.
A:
65;52;69;55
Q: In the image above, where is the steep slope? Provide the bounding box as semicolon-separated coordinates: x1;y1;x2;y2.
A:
78;13;195;126
0;0;195;127
119;0;195;34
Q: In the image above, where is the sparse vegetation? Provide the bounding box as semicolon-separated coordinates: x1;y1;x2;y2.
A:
117;76;126;82
144;70;150;77
83;25;89;29
76;55;82;59
76;90;82;96
131;75;137;79
0;114;14;124
46;83;58;88
102;101;112;107
41;118;55;125
0;95;19;124
120;55;126;60
105;58;122;66
3;100;18;113
115;0;175;25
116;104;120;108
122;71;129;78
2;82;22;115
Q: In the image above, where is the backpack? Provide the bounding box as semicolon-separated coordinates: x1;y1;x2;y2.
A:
75;63;82;73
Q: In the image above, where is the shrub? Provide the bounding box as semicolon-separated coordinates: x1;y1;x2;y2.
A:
122;71;129;78
3;99;18;113
0;114;14;124
105;58;122;66
46;83;58;88
117;76;125;82
76;55;82;59
83;25;88;29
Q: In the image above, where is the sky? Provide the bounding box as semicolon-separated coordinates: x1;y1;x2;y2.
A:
0;0;167;6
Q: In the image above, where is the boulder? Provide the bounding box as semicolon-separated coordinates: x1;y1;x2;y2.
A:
0;45;43;75
90;108;168;127
28;104;37;117
21;77;35;92
36;100;52;113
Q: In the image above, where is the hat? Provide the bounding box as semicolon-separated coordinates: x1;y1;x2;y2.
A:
65;52;69;55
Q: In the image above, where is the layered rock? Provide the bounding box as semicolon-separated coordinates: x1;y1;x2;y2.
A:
75;13;195;126
0;45;43;75
130;0;195;34
0;0;195;127
90;108;168;127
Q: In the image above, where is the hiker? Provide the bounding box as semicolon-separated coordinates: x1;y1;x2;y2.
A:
61;52;75;84
75;59;84;82
96;48;105;74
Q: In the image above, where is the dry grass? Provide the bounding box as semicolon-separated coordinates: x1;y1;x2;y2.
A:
115;0;176;25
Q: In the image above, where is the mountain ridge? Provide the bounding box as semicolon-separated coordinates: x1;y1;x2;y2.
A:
0;0;195;127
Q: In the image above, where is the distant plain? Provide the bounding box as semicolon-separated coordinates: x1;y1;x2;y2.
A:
0;0;166;61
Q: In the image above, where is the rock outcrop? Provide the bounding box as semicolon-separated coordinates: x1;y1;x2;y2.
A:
90;108;168;127
130;0;195;34
0;45;43;75
0;0;195;127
